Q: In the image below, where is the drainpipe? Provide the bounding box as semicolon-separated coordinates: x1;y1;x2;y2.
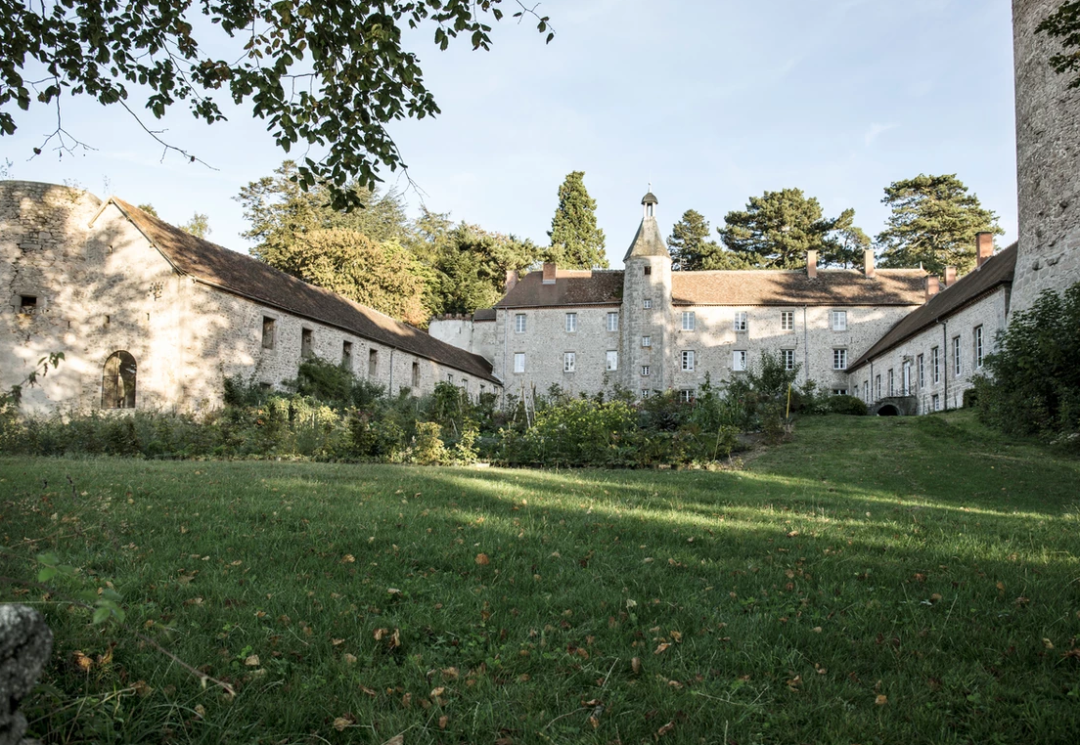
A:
940;319;948;411
869;361;874;403
802;306;809;384
389;349;395;395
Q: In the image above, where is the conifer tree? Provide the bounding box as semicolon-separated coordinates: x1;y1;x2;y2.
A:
668;210;712;271
547;171;608;269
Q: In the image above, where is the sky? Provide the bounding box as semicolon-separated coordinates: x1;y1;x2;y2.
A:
3;0;1018;269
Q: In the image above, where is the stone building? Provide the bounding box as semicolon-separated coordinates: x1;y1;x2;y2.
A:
1;181;500;414
432;193;929;403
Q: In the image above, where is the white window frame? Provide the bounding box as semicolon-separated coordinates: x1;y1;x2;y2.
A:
641;335;652;348
606;350;618;371
932;393;941;412
932;346;940;384
781;310;794;331
833;348;848;370
953;336;962;377
975;326;984;369
513;353;525;374
641;365;650;377
917;354;925;388
565;313;577;333
887;369;894;396
875;375;881;399
863;381;869;401
607;312;619;332
682;311;696;331
831;310;848;331
640;389;651;399
781;349;795;371
679;389;695;403
515;313;526;333
681;350;696;371
643;299;652;310
563;352;576;373
733;311;748;332
733;350;748;372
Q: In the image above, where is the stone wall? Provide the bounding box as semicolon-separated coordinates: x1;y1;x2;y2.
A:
1012;0;1080;311
848;287;1010;413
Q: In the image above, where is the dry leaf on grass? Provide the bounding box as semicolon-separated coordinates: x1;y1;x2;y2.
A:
475;553;490;566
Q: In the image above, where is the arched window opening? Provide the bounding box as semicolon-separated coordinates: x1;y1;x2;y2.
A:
102;351;137;409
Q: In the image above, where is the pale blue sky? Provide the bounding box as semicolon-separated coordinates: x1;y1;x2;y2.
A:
4;0;1017;268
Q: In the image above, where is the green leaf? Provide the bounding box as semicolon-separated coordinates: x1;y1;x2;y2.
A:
92;606;111;624
37;566;58;583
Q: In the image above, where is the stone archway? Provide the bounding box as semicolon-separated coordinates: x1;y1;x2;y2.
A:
877;404;900;417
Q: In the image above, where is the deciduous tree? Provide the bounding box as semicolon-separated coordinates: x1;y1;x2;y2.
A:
1037;2;1080;88
548;171;608;269
180;213;211;240
876;174;1002;275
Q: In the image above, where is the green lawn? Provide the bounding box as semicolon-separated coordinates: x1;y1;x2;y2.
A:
2;411;1079;744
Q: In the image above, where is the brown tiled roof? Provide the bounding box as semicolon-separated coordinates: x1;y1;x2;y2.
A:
849;243;1018;372
495;269;624;308
109;198;499;384
671;268;927;306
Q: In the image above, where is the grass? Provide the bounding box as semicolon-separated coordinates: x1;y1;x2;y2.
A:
2;410;1080;744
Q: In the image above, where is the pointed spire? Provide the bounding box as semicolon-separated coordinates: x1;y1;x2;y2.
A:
624;190;669;261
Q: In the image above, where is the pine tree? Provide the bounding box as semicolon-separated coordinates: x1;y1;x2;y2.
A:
876;174;1002;275
719;188;841;269
547;171;608;269
668;210;712;270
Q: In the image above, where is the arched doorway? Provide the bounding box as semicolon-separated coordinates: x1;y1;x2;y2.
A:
877;404;900;417
102;351;137;409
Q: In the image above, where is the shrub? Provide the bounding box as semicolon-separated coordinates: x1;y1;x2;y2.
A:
961;387;978;408
825;395;868;416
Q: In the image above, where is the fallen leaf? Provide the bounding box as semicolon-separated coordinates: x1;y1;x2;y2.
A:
875;694;888;706
1043;638;1055;650
72;651;93;672
193;704;206;718
438;715;449;730
343;653;358;664
631;657;642;675
657;721;675;737
430;687;446;698
654;643;671;655
475;553;490;566
380;735;404;745
342;554;356;563
360;684;377;697
244;654;260;667
333;717;350;731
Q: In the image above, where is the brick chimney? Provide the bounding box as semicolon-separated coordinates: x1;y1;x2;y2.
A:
864;249;875;278
976;232;994;268
926;275;940;301
505;269;518;293
807;250;818;279
945;266;957;287
542;262;556;285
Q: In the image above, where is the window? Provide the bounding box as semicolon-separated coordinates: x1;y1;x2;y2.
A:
606;351;618;371
342;341;353;367
640;389;651;399
681;350;695;371
781;310;794;330
679;389;695;403
931;347;940;383
564;352;576;373
369;348;379;377
301;328;314;358
565;313;577;332
733;350;747;371
644;266;652;276
887;369;894;396
515;313;526;333
261;316;276;349
643;299;652;310
607;312;619;332
781;349;795;371
641;365;651;377
641;336;652;348
932;393;941;412
19;295;37;314
447;373;454;383
831;310;848;331
514;353;525;373
101;351;137;409
953;336;962;377
863;381;869;401
833;348;848;370
975;326;984;368
875;375;881;399
733;312;748;332
917;354;925;388
412;362;420;388
832;389;848;396
682;311;696;331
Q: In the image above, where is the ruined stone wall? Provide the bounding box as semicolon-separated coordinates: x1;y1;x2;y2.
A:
848;287;1010;413
1013;0;1080;310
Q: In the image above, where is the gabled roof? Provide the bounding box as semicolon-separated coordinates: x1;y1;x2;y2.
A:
495;269;624;308
623;217;670;261
671;268;927;306
108;198;500;384
849;243;1018;372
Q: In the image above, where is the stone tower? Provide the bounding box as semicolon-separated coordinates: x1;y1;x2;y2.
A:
1012;0;1080;311
620;192;673;394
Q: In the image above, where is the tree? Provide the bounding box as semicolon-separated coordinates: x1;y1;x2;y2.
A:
136;203;158;218
824;209;871;268
180;213;211;240
0;1;552;210
669;209;755;270
719;188;858;269
1037;2;1080;88
875;174;1002;275
547;172;608;269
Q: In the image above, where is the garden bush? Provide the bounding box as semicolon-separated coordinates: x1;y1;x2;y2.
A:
825;395;868;416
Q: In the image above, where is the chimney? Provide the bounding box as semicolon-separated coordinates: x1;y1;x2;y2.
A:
505;269;518;293
542;262;556;285
864;249;876;278
926;275;940;301
807;250;818;279
976;232;994;268
945;266;957;287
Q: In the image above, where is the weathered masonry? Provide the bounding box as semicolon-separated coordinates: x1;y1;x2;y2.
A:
1;181;500;414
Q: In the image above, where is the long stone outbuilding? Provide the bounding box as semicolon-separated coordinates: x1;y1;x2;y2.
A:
1;180;501;414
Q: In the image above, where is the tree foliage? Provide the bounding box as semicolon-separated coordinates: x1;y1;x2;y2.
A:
180;212;211;240
668;209;753;270
0;1;552;210
876;174;1002;275
718;188;862;269
547;171;607;269
1037;1;1080;89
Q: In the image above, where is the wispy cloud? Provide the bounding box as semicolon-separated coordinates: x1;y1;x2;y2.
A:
864;122;899;147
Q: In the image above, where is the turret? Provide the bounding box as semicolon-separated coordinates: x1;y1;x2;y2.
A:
621;190;673;394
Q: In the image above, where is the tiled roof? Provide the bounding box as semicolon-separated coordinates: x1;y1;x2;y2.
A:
849;243;1018;371
473;308;497;322
623;217;670;261
495;269;624;308
671;268;927;306
110;199;500;384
